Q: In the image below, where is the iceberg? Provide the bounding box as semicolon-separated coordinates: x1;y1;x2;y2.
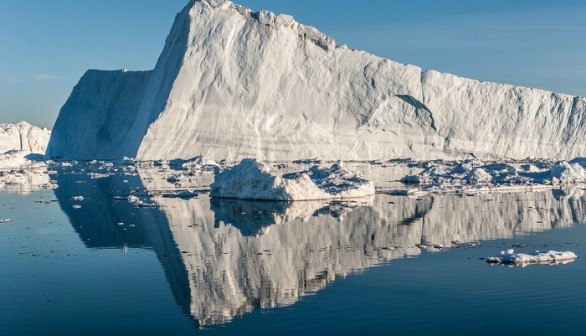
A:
0;122;53;192
549;161;586;183
0;121;50;155
210;158;375;201
0;122;50;169
47;0;586;161
487;249;577;265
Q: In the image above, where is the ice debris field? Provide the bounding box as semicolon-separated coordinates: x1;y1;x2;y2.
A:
398;158;586;195
1;122;586;199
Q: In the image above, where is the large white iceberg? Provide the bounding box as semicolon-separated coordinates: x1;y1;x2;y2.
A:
210;159;374;201
46;0;586;161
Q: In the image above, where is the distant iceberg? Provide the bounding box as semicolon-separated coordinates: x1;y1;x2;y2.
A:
0;122;53;191
0;121;50;155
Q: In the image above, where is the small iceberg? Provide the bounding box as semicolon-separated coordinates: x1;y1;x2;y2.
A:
169;155;218;171
487;249;577;266
210;158;374;201
549;161;586;184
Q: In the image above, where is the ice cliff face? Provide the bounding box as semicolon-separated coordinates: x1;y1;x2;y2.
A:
0;121;51;154
47;70;151;159
47;0;586;161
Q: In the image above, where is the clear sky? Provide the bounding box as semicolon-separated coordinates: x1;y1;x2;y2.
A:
1;0;585;128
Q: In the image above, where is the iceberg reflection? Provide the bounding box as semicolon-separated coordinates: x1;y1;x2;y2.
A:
51;166;586;326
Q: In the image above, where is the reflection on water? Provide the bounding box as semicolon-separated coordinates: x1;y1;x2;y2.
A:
50;166;586;326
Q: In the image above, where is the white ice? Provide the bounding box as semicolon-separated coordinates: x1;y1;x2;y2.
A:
0;123;54;192
487;249;577;265
400;159;586;194
46;0;586;162
210;158;374;201
0;121;50;154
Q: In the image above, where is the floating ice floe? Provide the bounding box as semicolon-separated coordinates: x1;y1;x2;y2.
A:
0;150;55;191
161;190;199;199
0;150;46;169
145;156;220;186
399;159;586;195
569;157;586;166
487;249;577;266
127;194;159;208
549;161;586;184
169;155;218;171
210;159;374;201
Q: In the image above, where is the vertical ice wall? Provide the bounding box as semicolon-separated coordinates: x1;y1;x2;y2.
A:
47;0;586;161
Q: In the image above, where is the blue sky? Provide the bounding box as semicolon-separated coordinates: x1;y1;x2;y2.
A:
1;0;585;128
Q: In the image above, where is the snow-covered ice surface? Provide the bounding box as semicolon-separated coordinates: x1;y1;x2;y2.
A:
487;249;577;266
0;150;39;169
210;159;375;201
46;0;586;161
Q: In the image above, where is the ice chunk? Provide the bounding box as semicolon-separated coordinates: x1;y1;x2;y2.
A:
466;167;492;183
569;157;586;167
487;249;577;265
210;159;374;201
0;151;32;169
161;190;199;199
549;161;586;183
169;155;218;171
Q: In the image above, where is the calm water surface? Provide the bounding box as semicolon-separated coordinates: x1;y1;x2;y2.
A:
1;168;585;335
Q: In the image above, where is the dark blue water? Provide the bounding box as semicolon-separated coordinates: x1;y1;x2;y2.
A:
1;174;585;335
